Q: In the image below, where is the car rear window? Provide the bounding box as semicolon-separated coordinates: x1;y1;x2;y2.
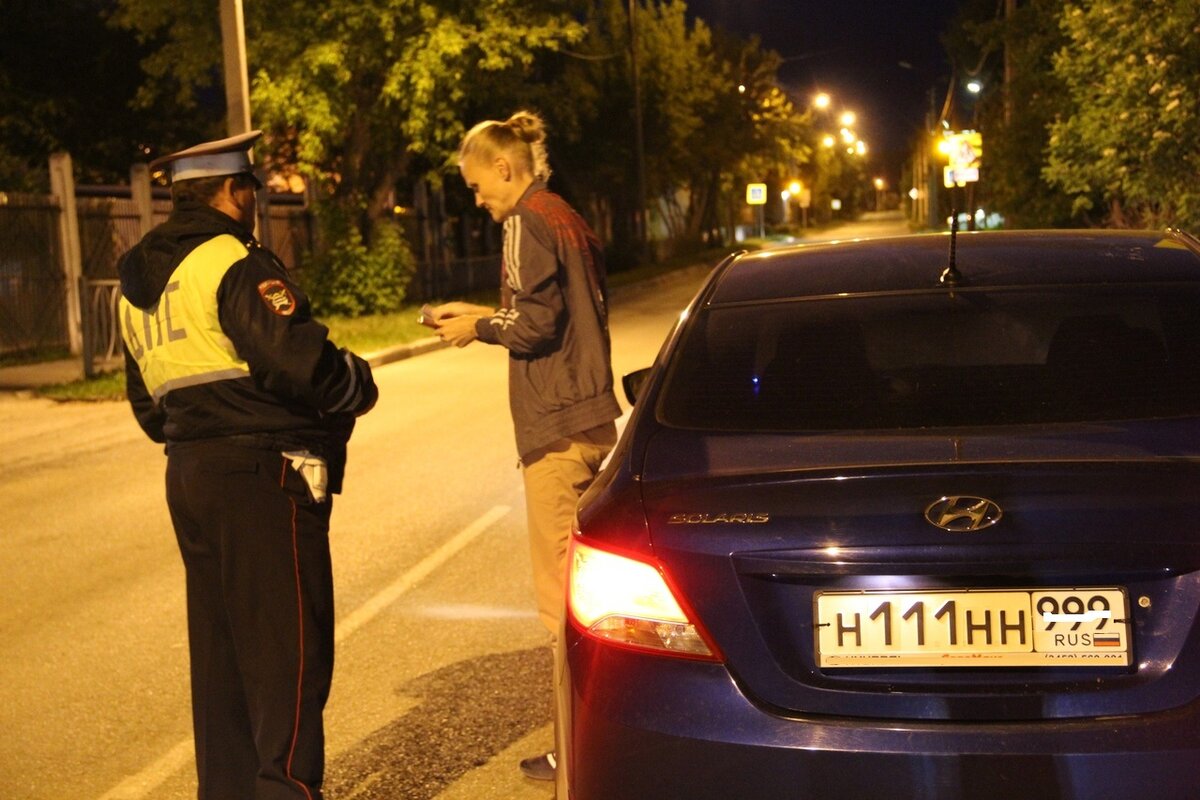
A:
658;286;1200;431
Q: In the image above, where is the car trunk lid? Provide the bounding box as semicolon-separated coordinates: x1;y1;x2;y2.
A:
640;423;1200;721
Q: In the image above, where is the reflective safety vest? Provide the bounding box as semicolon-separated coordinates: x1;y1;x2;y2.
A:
119;234;251;402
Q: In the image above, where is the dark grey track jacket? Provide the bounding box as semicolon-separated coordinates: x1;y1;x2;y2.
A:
473;182;621;461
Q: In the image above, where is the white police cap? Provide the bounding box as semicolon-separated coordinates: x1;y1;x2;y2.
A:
150;130;263;183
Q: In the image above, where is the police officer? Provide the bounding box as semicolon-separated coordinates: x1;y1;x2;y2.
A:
118;130;377;800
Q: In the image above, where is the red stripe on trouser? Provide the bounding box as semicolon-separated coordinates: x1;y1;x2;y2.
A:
281;461;314;800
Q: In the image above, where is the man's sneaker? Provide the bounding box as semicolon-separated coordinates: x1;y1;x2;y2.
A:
519;751;556;781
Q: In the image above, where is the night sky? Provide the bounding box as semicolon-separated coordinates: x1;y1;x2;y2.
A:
687;0;965;183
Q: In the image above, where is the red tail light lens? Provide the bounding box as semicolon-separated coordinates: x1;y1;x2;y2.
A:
567;535;721;661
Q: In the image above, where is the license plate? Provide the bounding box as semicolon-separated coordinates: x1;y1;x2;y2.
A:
815;588;1130;668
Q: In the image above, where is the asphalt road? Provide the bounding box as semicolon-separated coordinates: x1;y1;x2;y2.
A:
0;214;909;800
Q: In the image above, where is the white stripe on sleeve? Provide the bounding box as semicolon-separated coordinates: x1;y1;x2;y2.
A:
504;216;523;292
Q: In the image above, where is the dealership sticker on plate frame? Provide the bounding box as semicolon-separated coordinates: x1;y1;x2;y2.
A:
815;588;1130;668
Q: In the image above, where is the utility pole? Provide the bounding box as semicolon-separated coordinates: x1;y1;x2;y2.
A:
218;0;269;244
628;0;648;261
1003;0;1016;125
219;0;252;135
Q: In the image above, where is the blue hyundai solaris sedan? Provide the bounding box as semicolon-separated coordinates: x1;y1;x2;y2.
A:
558;229;1200;800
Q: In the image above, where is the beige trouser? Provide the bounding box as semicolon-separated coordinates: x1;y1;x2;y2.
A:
520;421;618;638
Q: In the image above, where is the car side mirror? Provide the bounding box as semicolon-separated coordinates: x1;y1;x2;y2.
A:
622;367;652;405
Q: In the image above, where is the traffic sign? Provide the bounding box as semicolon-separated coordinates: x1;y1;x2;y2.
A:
746;183;767;205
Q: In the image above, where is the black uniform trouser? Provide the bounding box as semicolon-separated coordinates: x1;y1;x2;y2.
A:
166;441;334;800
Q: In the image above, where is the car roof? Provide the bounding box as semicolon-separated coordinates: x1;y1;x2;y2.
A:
709;229;1200;306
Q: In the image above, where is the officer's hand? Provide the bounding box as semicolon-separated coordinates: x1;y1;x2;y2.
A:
437;314;481;347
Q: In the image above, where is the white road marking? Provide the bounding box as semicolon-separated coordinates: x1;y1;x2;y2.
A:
335;505;512;643
97;504;513;800
96;741;193;800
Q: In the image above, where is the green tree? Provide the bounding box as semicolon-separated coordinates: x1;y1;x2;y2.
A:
700;32;811;239
515;0;809;261
112;0;584;312
948;0;1081;228
1043;0;1200;230
0;0;210;189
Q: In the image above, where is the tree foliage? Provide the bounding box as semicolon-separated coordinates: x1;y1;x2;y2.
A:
949;0;1080;228
251;1;583;215
112;0;584;311
0;0;210;188
1043;0;1200;230
45;0;824;309
112;0;583;211
511;0;810;260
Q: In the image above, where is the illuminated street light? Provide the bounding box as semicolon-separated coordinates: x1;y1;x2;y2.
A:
788;180;802;195
813;92;831;110
839;111;857;127
821;134;836;148
738;84;746;94
966;79;983;94
856;140;867;156
840;127;856;144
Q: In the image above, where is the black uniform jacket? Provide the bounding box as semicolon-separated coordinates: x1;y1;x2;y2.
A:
119;201;376;492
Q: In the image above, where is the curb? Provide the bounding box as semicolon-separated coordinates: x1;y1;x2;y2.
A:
362;336;450;369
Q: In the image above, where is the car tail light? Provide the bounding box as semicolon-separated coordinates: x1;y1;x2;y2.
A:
567;535;721;661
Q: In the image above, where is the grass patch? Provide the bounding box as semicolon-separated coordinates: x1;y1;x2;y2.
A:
39;369;127;402
319;306;435;354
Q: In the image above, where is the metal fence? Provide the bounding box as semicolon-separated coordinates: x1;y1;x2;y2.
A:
263;203;312;271
0;194;68;354
77;196;146;279
414;254;501;301
2;165;501;366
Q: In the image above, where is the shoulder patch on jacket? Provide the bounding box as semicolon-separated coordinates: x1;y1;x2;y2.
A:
257;279;297;316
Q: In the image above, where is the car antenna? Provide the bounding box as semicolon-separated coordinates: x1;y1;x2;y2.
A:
939;203;963;287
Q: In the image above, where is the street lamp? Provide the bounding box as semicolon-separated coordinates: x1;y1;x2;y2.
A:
839;110;857;127
813;92;831;110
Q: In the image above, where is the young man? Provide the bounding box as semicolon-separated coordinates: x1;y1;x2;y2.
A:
432;110;621;781
119;131;377;799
